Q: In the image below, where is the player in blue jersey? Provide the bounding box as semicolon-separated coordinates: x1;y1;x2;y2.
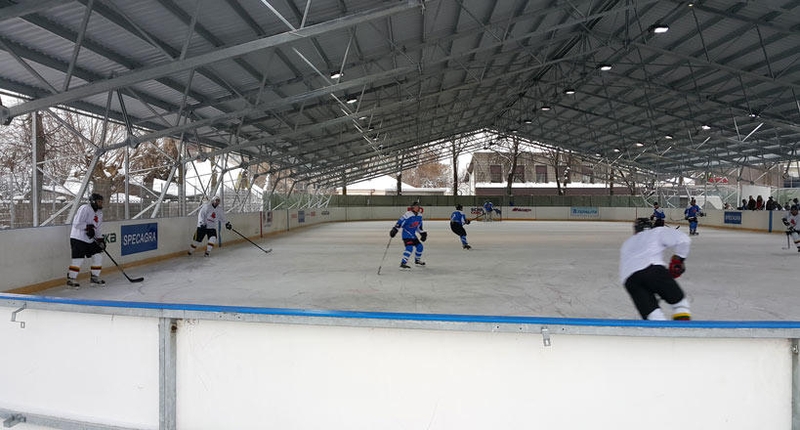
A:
389;201;427;269
649;201;665;227
482;200;494;221
450;204;471;249
684;198;705;235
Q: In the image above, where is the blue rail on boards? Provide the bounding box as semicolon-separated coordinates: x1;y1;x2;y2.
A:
2;292;800;329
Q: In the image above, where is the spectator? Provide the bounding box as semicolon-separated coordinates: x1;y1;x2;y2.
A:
747;196;757;210
755;195;764;210
738;199;748;210
766;196;777;211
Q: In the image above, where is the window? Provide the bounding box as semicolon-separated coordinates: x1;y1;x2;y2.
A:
513;165;525;182
581;164;594;183
535;165;547;183
489;165;503;183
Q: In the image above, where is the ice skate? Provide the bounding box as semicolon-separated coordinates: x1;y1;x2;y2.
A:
463;244;471;250
414;259;426;266
400;262;411;269
90;275;106;287
66;278;80;289
204;251;210;257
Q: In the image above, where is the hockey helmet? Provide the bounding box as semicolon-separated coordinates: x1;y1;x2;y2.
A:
455;204;463;211
634;217;653;233
653;201;659;207
89;193;103;204
792;205;799;212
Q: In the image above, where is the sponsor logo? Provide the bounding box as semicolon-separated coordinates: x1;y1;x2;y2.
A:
512;207;532;212
724;211;742;224
321;210;330;215
120;223;158;256
570;207;599;217
298;210;305;223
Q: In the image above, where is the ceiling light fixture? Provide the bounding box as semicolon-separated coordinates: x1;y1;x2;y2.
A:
635;142;644;147
701;124;711;130
665;134;673;139
346;97;357;104
653;24;669;34
598;64;612;71
748;112;758;118
540;105;551;111
330;71;342;80
613;148;621;153
564;88;576;95
523;118;532;124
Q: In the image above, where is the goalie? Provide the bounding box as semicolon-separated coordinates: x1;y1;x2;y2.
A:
619;218;692;321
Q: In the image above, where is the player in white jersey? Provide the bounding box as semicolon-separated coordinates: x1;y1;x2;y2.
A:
619;218;692;320
188;195;232;257
66;193;106;289
782;205;800;252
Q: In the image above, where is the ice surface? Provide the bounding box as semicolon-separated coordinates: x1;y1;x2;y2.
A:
40;220;800;321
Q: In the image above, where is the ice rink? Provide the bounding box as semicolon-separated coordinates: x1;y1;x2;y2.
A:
40;220;800;321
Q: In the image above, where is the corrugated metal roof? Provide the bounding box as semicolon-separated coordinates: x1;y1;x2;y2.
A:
0;0;797;186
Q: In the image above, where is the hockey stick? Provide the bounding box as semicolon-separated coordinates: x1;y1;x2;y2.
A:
103;248;144;283
377;236;394;275
230;227;272;254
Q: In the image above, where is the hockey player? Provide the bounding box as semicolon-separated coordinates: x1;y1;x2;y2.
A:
188;195;232;257
66;193;106;289
450;204;471;249
684;198;705;235
483;200;494;221
649;201;665;227
782;205;800;252
389;201;427;269
620;218;692;321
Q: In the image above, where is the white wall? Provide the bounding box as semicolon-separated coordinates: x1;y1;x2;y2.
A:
0;302;794;430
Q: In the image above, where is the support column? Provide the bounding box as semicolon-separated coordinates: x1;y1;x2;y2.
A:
159;318;177;430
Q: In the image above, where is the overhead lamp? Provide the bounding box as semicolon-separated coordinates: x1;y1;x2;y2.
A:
330;71;343;79
748;112;758;118
523;118;532;124
701;124;711;130
540;105;551;111
635;142;644;147
598;64;612;71
653;24;669;34
563;88;576;95
613;148;621;153
595;153;602;157
346;96;358;104
664;134;674;140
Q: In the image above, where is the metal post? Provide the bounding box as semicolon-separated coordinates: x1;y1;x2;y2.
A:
158;318;177;430
31;111;39;226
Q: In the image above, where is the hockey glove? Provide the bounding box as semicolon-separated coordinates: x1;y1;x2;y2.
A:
225;222;232;230
199;223;207;229
389;227;398;238
465;220;471;225
783;218;790;226
699;212;706;217
420;231;427;242
96;236;106;250
85;224;96;238
669;255;686;278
